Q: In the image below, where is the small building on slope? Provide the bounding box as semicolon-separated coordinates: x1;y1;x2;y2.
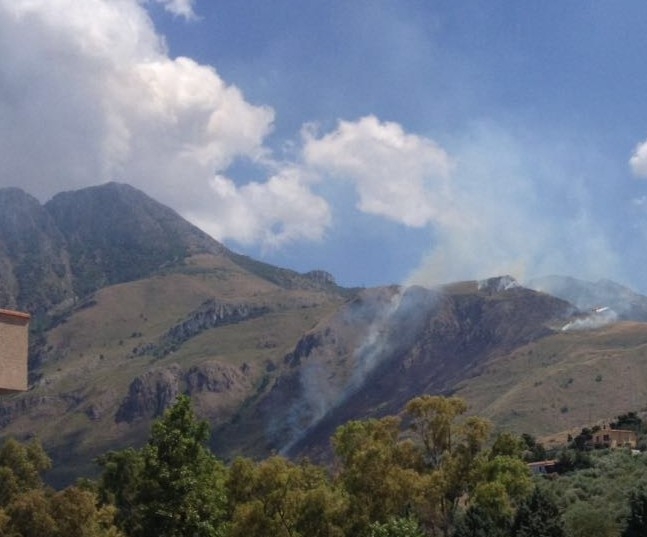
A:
591;428;637;449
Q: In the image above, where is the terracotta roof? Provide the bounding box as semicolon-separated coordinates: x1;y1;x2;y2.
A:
0;309;31;321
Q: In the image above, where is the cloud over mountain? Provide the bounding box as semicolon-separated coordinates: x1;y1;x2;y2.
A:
302;115;454;228
0;0;273;233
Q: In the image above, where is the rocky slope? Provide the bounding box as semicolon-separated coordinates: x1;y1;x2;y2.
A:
213;278;576;460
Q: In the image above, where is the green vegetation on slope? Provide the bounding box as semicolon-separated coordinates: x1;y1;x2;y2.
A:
4;396;647;537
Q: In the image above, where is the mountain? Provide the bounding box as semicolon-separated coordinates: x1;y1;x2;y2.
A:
213;278;576;461
0;188;73;314
1;182;647;486
44;182;226;298
526;275;647;321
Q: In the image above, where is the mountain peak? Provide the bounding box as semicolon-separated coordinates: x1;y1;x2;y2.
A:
44;182;227;297
477;275;520;294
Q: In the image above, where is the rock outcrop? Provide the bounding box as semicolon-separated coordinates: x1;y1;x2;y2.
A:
116;361;255;424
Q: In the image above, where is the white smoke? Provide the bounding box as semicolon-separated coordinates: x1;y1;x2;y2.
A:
561;307;618;332
279;286;428;453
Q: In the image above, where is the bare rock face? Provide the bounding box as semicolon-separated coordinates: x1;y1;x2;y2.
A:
185;362;253;395
130;300;272;359
116;361;255;424
115;365;182;423
161;300;270;353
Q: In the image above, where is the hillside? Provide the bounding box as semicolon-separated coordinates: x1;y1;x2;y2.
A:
1;183;647;485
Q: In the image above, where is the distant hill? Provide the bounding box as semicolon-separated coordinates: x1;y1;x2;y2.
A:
526;275;647;321
2;183;647;486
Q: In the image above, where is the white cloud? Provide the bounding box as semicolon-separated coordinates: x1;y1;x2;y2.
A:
0;0;277;237
187;168;331;249
630;139;647;177
302;116;454;227
154;0;196;20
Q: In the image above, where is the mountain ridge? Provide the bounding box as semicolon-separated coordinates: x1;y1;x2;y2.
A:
1;183;646;487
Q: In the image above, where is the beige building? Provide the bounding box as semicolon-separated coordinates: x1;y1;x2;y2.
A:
592;428;637;449
0;309;30;394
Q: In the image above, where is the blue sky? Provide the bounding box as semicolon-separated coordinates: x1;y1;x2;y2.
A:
3;1;647;290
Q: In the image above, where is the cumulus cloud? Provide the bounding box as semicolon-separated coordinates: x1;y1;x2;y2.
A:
630;139;647;177
0;0;273;201
1;0;332;250
187;168;331;249
302;116;454;227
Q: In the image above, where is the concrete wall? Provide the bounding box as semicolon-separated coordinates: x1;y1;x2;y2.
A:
0;309;30;393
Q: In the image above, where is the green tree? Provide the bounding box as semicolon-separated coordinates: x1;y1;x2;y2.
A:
452;505;508;537
97;447;144;534
471;456;533;518
510;487;565;537
50;485;123;537
622;487;647;537
227;456;346;537
0;437;122;537
99;395;227;537
405;397;495;537
520;433;546;462
136;395;227;537
406;396;468;469
490;432;524;459
563;501;617;537
0;437;51;504
4;488;58;537
333;416;421;536
369;516;425;537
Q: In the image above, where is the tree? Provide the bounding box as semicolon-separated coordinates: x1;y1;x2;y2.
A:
452;505;508;537
332;416;421;536
490;432;524;459
510;487;565;537
0;437;51;504
563;501;617;537
405;397;495;537
97;447;144;534
471;456;533;516
622;487;647;537
0;437;121;537
405;396;467;469
369;516;425;537
612;412;643;433
520;433;546;462
50;485;123;537
100;395;227;537
227;456;346;537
